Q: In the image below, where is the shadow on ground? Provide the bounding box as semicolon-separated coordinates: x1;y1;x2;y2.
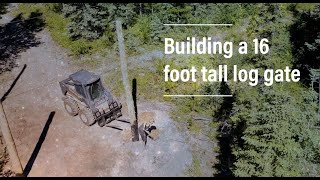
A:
213;81;236;177
23;111;55;177
0;11;45;74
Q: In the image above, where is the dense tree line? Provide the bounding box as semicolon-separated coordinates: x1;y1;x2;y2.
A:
56;4;260;42
227;4;320;176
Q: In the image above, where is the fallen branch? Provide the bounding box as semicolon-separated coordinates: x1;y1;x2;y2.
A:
192;117;212;121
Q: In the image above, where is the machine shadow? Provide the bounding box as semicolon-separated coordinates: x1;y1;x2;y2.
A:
23;111;55;177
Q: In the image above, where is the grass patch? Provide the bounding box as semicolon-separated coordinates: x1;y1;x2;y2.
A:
77;59;102;70
187;119;201;134
102;69;124;97
103;62;164;101
186;158;202;177
208;121;219;142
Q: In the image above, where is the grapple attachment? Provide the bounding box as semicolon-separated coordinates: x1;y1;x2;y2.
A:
137;112;159;145
95;90;122;127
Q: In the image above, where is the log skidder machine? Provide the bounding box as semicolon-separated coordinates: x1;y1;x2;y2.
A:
59;70;157;143
59;70;122;127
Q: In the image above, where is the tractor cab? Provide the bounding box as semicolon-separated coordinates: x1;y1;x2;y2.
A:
69;70;104;103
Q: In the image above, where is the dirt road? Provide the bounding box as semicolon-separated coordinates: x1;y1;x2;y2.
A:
0;6;192;177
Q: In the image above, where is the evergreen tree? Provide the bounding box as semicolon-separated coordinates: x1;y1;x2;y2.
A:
231;85;320;176
228;4;320;177
0;3;8;19
291;5;320;85
62;3;110;40
61;3;140;40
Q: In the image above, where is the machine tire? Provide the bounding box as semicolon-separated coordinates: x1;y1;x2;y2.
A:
97;118;106;127
79;107;96;126
138;123;147;145
63;97;79;116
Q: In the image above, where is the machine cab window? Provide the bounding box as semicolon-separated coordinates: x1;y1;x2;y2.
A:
75;84;85;98
87;80;104;101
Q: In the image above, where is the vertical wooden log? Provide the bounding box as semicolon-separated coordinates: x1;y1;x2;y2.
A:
139;3;142;16
115;20;139;142
0;102;23;175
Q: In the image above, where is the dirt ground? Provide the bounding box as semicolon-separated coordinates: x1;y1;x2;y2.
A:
0;5;194;177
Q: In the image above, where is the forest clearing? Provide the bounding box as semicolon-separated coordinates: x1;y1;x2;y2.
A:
0;3;319;177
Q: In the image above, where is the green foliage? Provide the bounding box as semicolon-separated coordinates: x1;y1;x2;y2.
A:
59;3;243;44
151;3;193;24
149;16;169;42
77;58;101;70
0;3;8;18
231;85;320;177
61;3;140;41
103;60;166;101
124;15;151;51
291;5;320;84
294;3;318;12
62;3;110;40
186;158;202;176
13;4;110;56
47;3;63;13
226;4;320;177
